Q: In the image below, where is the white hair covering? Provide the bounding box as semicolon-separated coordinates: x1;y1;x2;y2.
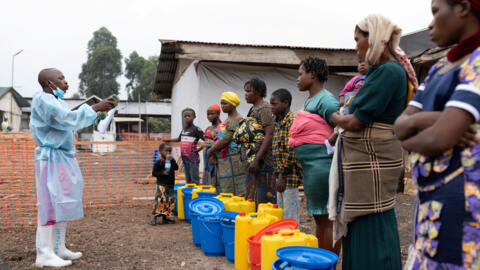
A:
357;14;402;66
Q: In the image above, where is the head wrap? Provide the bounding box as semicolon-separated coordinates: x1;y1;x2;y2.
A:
357;14;418;102
357;14;402;66
208;104;221;114
220;92;240;107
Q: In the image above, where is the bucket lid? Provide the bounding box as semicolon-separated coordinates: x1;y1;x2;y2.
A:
276;246;338;269
189;198;224;216
249;219;298;243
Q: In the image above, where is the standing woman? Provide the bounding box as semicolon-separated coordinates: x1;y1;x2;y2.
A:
242;78;277;204
394;0;480;268
203;104;222;185
331;14;408;269
290;57;339;253
207;92;247;195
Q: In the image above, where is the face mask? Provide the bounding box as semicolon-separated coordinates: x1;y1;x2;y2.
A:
53;88;65;99
48;81;65;99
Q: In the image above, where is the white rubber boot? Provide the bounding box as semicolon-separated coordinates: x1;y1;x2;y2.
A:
54;221;83;260
35;225;72;268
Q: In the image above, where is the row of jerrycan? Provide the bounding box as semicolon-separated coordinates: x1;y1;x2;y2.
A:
177;184;216;220
215;193;256;214
215;194;284;220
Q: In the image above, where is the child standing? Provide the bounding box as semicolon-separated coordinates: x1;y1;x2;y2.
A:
203;104;221;186
151;143;178;224
30;68;116;267
166;108;204;184
270;89;303;222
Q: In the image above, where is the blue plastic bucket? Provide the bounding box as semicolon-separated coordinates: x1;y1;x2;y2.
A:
189;198;225;249
197;192;218;198
190;211;202;247
276;246;338;270
221;211;239;263
199;215;225;256
182;188;195;223
272;259;283;270
173;183;185;216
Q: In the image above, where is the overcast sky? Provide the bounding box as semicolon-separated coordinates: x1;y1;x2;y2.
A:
1;0;433;99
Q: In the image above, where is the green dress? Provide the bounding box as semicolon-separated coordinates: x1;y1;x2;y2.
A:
295;89;338;215
342;60;406;270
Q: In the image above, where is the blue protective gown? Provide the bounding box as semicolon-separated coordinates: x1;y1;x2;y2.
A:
29;91;97;225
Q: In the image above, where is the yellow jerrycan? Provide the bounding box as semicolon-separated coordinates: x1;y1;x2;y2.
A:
192;185;216;199
302;233;319;248
257;202;274;213
260;230;307;270
215;193;234;204
177;183;197;220
239;198;256;214
264;204;283;220
250;212;279;235
225;196;244;212
235;212;254;270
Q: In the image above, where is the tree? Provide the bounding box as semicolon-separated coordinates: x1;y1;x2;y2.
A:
148;117;171;133
79;27;122;98
71;93;81;99
125;52;158;101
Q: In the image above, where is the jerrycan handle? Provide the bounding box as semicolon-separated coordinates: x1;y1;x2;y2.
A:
218;193;234;198
249;213;259;218
185;184;197;187
278;229;301;237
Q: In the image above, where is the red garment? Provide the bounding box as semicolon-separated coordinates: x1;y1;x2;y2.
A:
288;109;334;147
447;27;480;62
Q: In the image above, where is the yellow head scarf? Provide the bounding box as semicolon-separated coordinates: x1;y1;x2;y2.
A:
221;92;240;107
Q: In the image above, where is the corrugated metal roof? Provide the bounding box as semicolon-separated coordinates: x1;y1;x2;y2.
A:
154;40;357;98
399;29;437;58
159;39;354;51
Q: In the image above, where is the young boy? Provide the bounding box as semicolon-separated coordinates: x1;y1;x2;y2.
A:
30;68;116;267
151;143;178;224
270;89;303;222
166;108;204;184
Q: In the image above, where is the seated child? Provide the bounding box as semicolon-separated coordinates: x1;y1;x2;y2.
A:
151;143;178;225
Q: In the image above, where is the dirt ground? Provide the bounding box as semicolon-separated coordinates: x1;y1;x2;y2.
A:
0;193;415;270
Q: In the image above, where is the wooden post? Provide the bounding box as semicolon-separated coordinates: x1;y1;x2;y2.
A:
138;93;141;138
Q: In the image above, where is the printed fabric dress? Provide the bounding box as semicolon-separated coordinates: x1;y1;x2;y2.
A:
405;50;480;269
213;119;247;195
